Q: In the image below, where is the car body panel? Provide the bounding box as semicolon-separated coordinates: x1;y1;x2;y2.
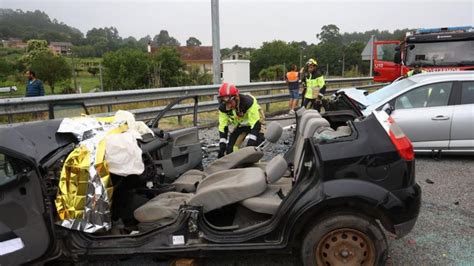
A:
450;103;474;150
391;106;453;149
0;120;76;164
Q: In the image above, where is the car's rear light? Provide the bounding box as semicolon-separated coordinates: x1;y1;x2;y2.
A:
374;111;414;161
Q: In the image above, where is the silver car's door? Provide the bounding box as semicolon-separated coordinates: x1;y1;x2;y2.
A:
390;82;454;151
450;81;474;151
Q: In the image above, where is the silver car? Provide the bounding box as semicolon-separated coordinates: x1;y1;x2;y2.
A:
340;71;474;154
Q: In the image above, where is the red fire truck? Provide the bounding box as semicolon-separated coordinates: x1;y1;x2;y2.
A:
373;26;474;82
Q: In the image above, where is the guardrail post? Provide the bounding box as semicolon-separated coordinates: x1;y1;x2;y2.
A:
7;114;13;124
107;104;113;113
265;89;271;112
178;115;182;126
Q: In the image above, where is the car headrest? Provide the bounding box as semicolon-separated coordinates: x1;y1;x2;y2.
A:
265;155;288;184
296;107;306;117
265;121;283;143
299;111;322;134
304;118;330;138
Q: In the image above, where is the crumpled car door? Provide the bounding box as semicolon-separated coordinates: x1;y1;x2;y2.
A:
148;96;202;179
0;150;52;265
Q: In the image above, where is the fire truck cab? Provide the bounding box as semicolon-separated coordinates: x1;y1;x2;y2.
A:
373;26;474;82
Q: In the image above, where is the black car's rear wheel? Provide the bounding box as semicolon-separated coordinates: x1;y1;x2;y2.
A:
301;213;388;266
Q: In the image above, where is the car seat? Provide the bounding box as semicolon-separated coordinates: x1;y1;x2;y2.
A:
133;154;288;224
172;122;283;193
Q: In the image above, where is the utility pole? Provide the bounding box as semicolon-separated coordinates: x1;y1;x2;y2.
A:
342;51;345;77
369;35;374;78
99;64;104;92
211;0;221;85
299;47;303;69
70;49;78;92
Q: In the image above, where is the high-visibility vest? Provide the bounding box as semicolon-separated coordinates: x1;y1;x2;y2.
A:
218;94;261;132
407;69;427;77
286;71;299;82
304;73;325;99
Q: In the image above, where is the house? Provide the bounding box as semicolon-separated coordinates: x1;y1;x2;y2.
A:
49;42;73;55
2;38;27;49
150;45;213;73
223;50;249;60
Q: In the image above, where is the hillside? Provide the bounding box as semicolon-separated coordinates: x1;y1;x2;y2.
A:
0;9;84;44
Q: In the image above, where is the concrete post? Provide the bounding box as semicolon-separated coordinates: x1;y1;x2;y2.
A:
211;0;221;85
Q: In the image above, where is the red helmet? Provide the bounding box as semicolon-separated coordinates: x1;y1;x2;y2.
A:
218;82;239;98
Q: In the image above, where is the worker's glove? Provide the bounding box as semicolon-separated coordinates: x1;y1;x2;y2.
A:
246;133;258;147
218;142;226;158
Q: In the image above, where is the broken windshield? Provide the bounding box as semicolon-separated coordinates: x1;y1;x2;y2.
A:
405;40;474;66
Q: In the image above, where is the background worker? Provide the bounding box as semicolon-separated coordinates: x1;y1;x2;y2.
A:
217;82;265;158
299;61;310;107
302;59;325;111
285;64;300;114
405;62;427;77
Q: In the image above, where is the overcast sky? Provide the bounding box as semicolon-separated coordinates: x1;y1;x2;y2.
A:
1;0;473;47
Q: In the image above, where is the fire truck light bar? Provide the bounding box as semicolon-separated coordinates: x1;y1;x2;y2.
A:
416;26;473;34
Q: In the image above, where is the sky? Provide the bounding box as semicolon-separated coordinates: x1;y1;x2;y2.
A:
1;0;473;48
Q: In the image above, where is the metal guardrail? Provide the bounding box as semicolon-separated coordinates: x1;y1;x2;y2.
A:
0;77;379;123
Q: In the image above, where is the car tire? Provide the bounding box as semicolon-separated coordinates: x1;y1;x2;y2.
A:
301;212;388;266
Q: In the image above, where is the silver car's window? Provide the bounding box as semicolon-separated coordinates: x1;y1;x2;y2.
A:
395;82;453;109
366;79;416;105
461;82;474;105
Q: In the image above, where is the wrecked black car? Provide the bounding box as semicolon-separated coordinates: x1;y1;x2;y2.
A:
0;94;420;265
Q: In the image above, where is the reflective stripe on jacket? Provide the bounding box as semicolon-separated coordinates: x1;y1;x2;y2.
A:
304;73;325;99
218;94;261;133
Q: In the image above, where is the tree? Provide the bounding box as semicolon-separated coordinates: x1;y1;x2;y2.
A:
184;65;212;85
71;45;96;58
21;39;50;63
102;48;150;90
86;27;122;56
29;50;71;94
151;47;186;87
250;40;299;80
0;58;14;81
122;36;145;51
186;37;201;47
317;24;342;45
258;65;285;81
0;9;84;44
153;30;180;46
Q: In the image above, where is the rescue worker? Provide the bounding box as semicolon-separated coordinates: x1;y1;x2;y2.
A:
406;62;427;77
302;58;326;111
299;61;310;107
285;64;300;114
217;82;265;158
